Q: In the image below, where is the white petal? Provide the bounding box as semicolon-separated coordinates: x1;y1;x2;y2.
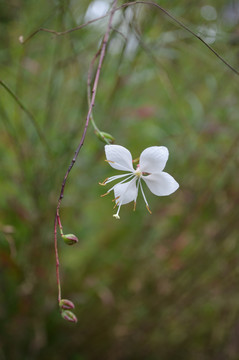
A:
105;145;134;172
139;146;169;173
142;172;179;196
113;177;138;205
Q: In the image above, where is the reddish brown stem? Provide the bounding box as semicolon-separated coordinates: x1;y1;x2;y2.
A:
20;13;110;44
54;214;61;303
54;0;118;306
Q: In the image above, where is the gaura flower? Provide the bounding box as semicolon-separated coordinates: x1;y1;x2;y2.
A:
100;145;179;219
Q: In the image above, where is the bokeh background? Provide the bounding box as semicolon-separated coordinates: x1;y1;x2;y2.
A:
1;0;239;359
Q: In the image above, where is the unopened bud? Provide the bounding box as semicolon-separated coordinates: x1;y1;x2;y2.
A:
95;130;115;144
59;299;75;310
19;35;24;43
62;234;78;245
61;310;78;323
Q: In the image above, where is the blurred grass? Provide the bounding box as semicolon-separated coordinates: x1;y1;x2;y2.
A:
1;0;239;359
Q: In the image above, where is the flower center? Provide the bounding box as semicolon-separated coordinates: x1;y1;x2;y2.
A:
134;164;142;178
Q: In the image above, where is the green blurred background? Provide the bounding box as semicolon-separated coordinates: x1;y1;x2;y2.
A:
1;0;239;359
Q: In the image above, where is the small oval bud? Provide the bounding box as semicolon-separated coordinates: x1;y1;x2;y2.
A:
59;299;75;310
61;310;78;323
62;234;78;245
95;130;115;144
19;35;24;44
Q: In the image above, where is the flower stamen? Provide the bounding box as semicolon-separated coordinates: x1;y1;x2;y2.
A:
113;200;120;209
146;204;152;214
99;177;109;186
100;191;109;197
139;181;150;209
106;174;134;195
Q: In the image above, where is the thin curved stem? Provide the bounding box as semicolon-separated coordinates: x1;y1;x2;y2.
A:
54;214;61;303
124;1;239;76
20;13;110;44
87;45;111;144
21;2;239;77
87;47;102;135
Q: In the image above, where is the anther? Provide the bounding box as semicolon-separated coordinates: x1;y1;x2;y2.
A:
113;201;120;209
112;196;120;202
99;177;109;186
100;192;109;197
146;205;152;214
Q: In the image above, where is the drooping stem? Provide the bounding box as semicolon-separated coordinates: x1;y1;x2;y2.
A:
20;13;110;44
87;45;112;144
54;214;61;303
21;2;239;77
122;1;239;76
87;47;103;135
54;0;118;305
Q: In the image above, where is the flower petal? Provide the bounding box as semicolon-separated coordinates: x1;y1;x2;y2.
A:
105;145;134;172
113;177;138;205
142;172;179;196
139;146;169;173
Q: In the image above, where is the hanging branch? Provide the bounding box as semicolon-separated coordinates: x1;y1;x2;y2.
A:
54;0;118;322
124;1;239;77
87;44;115;144
20;2;239;77
19;13;110;44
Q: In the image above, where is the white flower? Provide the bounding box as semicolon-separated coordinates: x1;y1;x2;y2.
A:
100;145;179;219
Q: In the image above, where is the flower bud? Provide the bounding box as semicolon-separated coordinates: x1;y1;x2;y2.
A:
59;299;75;310
61;310;78;323
62;234;78;245
95;130;115;144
